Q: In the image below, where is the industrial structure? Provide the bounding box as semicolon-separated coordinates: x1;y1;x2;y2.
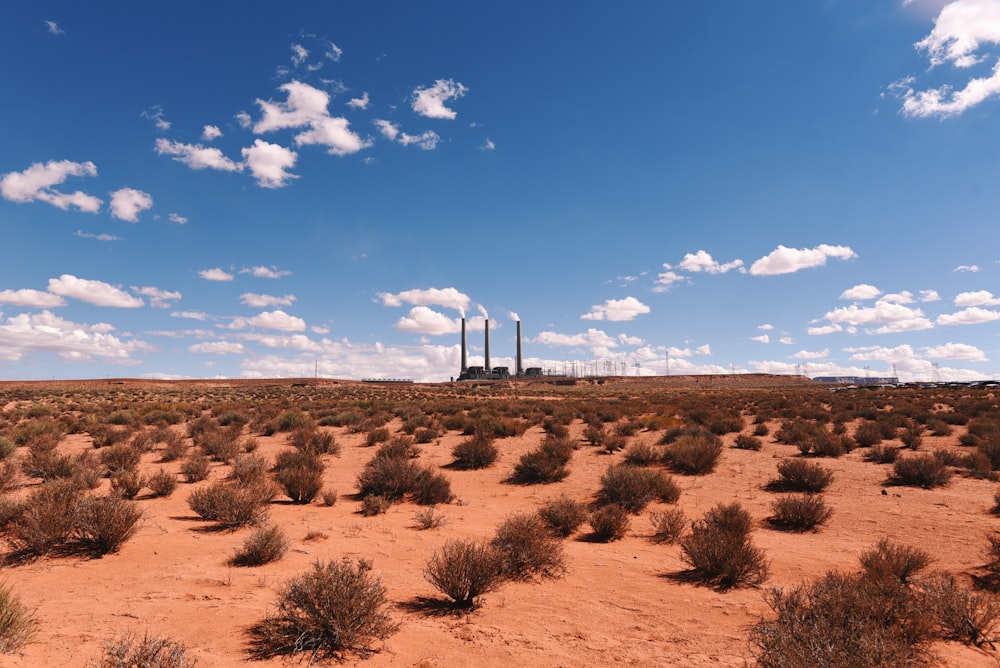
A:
456;317;542;381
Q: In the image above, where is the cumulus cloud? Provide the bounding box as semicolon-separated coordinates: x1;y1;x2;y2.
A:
749;244;857;276
241;266;291;279
231;310;306;332
375;120;440;149
581;296;651;322
295;117;372;155
920;289;942;302
412;79;468;119
234;111;252;128
677;250;745;274
758;323;774;330
779;336;795;345
109;188;153;222
653;269;690;292
751;334;770;343
241;293;296;308
48;275;144;308
189;341;245;354
242;140;298;188
822;299;933;334
923;342;987;360
199;268;234;282
378;287;471;314
535;328;621;350
840;284;882;300
792;349;830;359
846;344;917;362
347;92;370;110
0;160;102;212
0;289;66;308
132;286;180;308
955;290;1000;306
807;323;844;336
394;306;461;335
936;306;1000;325
201;125;222;141
0;311;148;362
254;81;370;156
154;139;242;172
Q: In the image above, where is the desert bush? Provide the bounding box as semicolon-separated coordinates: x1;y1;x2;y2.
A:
964;451;994;479
649;507;687;544
588;504;630;542
749;571;933;667
360;495;391;516
90;425;133;449
275;409;312;433
853;420;884;448
510;435;573;484
273;450;325;504
753;423;770;437
229;453;269;486
890;454;952;488
424;539;505;608
187;481;271;528
922;571;1000;647
375;435;420;461
0;459;20;494
7;480;82;556
158;431;187;462
365;427;391;448
623;441;660;466
198;428;241;463
180;452;210;483
412;506;447;530
321;488;338;507
146;468;177;498
680;502;769;589
356;455;419;502
583;423;607;447
597;464;680;513
767;495;832;532
451;432;499;470
859;537;932;584
72;451;104;490
75;494;143;555
537;495;588;538
411;467;454;505
932;448;963;468
863;443;899;464
662;429;722;474
413;427;438;444
927;419;953;437
0;437;15;460
10;417;63;446
733;433;763;451
490;513;566;581
232;524;289;566
249;558;399;660
22;437;75;481
109;468;144;500
899;420;924;450
803;431;851;458
768;459;833;493
774;418;825;446
0;583;33;653
291;428;339;456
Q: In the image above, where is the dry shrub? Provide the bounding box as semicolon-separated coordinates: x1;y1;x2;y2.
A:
588;504;630;542
890;454;952;489
662;429;723;475
649;507;686;544
537;495;588;538
187;481;271;528
767;495;832;532
413;427;438;444
249;558;398;661
22;436;75;481
179;452;210;483
510;435;573;484
232;524;289;567
853;420;884;448
146;468;177;498
603;433;627;453
291;428;339;456
859;538;932;584
99;446;140;480
923;571;1000;647
451;432;499;470
623;441;660;466
198;428;241;463
598;464;680;513
412;506;447;530
490;513;566;581
158;431;187;462
0;437;15;461
94;630;195;667
365;427;391;448
321;488;338;507
356;455;419;502
275;409;313;433
109;468;144;500
0;459;20;495
229;453;269;486
863;443;899;464
583;423;607;447
680;502;769;589
76;494;143;555
273;450;325;504
375;435;420;460
753;423;770;437
768;459;833;493
7;480;82;556
899;421;924;450
424;539;505;608
411;467;454;505
0;583;33;653
733;433;763;451
360;495;391;516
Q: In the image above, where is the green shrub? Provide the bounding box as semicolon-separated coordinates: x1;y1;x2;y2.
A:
424;539;505;608
662;429;723;474
232;524;289;566
680;502;769;589
451;432;499;470
509;435;573;484
767;495;832;532
249;558;399;660
598;464;680;513
538;495;588;538
490;513;565;581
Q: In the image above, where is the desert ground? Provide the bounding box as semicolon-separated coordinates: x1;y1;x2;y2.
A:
0;375;998;666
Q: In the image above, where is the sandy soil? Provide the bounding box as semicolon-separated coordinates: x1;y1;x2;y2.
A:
0;379;998;667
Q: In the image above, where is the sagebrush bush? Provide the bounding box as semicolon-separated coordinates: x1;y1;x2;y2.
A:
187;481;272;528
412;506;447;530
680;502;769;589
490;513;566;581
890;454;952;488
733;433;763;451
662;429;723;475
510;435;573;484
146;468;177;498
356;455;419;502
360;495;391;516
538;495;588;538
923;571;1000;647
229;453;269;486
365;427;391;448
7;479;82;556
179;452;210;483
273;450;325;504
863;443;899;464
249;558;399;660
0;583;33;653
451;432;499;470
768;459;833;493
767;494;832;532
424;539;505;608
588;504;630;542
109;468;144;500
649;507;687;544
374;435;420;461
859;538;932;584
232;524;289;566
853;420;884;448
411;467;454;505
75;494;143;555
598;464;680;513
623;441;661;466
899;421;924;450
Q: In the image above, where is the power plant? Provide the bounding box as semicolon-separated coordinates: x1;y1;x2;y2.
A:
456;317;541;381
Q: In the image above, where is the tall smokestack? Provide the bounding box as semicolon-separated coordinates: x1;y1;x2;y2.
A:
516;320;523;377
460;318;468;374
484;319;491;372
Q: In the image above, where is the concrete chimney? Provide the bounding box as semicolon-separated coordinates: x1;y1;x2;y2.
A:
484;319;491;372
516;320;523;377
460;317;468;374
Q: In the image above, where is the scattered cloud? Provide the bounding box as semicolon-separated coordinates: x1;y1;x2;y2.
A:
394;306;461;335
154;139;243;172
822;299;933;333
482;138;496;150
168;213;187;224
779;336;795;345
291;43;309;66
201;125;222;141
47;275;144;308
140;106;171;131
295;116;372;155
677;250;745;274
132;286;180;308
199;268;234;282
923;342;987;360
347;92;370;109
234;111;252;128
326;41;343;62
0;310;148;362
920;289;941;302
751;334;770;343
376;120;440;149
936;306;1000;325
241;293;296;308
242;139;298;188
749;244;857;276
807;323;844;336
955;290;1000;307
189;341;245;354
954;264;981;272
840;283;882;300
653;269;690;292
109;187;153;222
45;20;64;35
0;289;66;308
581;296;651;322
846;344;917;363
378;287;471;314
0;160;102;212
171;311;208;321
241;266;291;279
254;81;370;156
792;349;830;359
758;323;774;330
412;79;468;119
75;230;120;242
231;309;306;332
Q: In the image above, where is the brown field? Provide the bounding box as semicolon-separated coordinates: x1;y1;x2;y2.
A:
0;375;998;666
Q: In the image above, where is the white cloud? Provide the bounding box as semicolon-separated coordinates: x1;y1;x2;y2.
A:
168;213;187;224
398;130;440;150
294;116;371;155
923;342;987;360
48;275;144;308
154;139;242;172
140;106;170;131
199;268;234;282
255;81;330;132
955;264;981;272
846;344;917;362
231;310;306;332
347;92;370;110
581;296;651;322
0;160;102;212
482;138;496;151
201;125;222;141
74;230;120;242
171;311;208;321
920;289;941;302
375;119;399;141
535;328;621;350
840;284;882;300
677;250;745;274
291;43;309;66
132;286;180;308
326;42;343;62
758;323;774;330
792;349;830;359
241;293;296;308
955;290;1000;306
248;334;323;352
109;187;153;222
242;140;298;188
823;299;933;333
0;311;148;362
936;306;1000;325
241;266;291;279
0;289;66;308
235;111;252;128
751;334;770;343
779;336;795;345
394;306;461;335
189;341;245;355
807;324;844;336
378;287;471;313
412;79;468;119
653;269;690;292
749;244;857;276
45;20;64;35
881;291;914;304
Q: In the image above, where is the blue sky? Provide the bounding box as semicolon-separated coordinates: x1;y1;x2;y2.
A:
1;0;999;382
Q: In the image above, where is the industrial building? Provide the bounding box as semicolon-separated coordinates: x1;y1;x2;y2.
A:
456;317;542;381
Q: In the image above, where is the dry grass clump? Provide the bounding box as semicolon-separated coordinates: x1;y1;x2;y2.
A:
859;538;932;584
272;450;325;504
490;513;566;581
360;495;391;516
767;459;833;493
451;432;499;470
649;507;686;544
179;452;210;483
922;572;1000;647
509;434;573;484
662;429;723;474
766;495;832;532
424;539;505;608
863;443;899;464
146;468;177;498
75;494;143;555
249;558;399;661
231;524;289;566
0;583;34;653
889;453;952;489
7;480;82;556
187;481;272;528
623;441;661;466
412;506;447;530
537;495;588;538
91;629;195;668
597;464;680;513
679;502;769;589
588;504;630;542
733;433;763;451
853;420;884;448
